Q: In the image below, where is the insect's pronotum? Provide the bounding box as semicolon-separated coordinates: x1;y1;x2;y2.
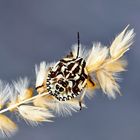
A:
0;25;135;138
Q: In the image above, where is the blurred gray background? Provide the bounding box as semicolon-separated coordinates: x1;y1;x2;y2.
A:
0;0;139;140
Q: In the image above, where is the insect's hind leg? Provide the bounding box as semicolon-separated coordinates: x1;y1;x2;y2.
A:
79;89;86;110
79;78;96;110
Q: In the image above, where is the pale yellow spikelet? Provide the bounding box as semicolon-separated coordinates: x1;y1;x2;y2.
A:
33;94;85;116
71;44;89;59
0;104;2;110
0;114;18;138
35;62;55;94
96;70;120;99
44;98;86;116
85;79;96;99
0;81;10;109
18;105;54;125
13;77;33;101
24;88;33;99
35;61;48;88
8;86;19;112
33;95;53;108
85;89;95;99
104;59;128;72
55;99;86;116
86;43;109;72
110;25;135;60
88;26;135;99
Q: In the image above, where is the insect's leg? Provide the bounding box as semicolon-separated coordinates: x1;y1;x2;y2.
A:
79;78;96;110
79;89;86;110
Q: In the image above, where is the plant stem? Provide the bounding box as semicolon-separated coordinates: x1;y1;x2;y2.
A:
0;91;49;114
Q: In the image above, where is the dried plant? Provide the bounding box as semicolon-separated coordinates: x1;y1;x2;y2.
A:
0;26;135;138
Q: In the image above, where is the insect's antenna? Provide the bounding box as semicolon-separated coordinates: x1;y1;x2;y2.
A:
76;32;80;58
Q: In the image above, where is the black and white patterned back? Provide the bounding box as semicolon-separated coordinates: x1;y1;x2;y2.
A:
46;55;88;101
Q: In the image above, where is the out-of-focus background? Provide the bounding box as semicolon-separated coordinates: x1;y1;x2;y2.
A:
0;0;139;140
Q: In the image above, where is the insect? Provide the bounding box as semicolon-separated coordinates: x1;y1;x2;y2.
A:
46;32;95;109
